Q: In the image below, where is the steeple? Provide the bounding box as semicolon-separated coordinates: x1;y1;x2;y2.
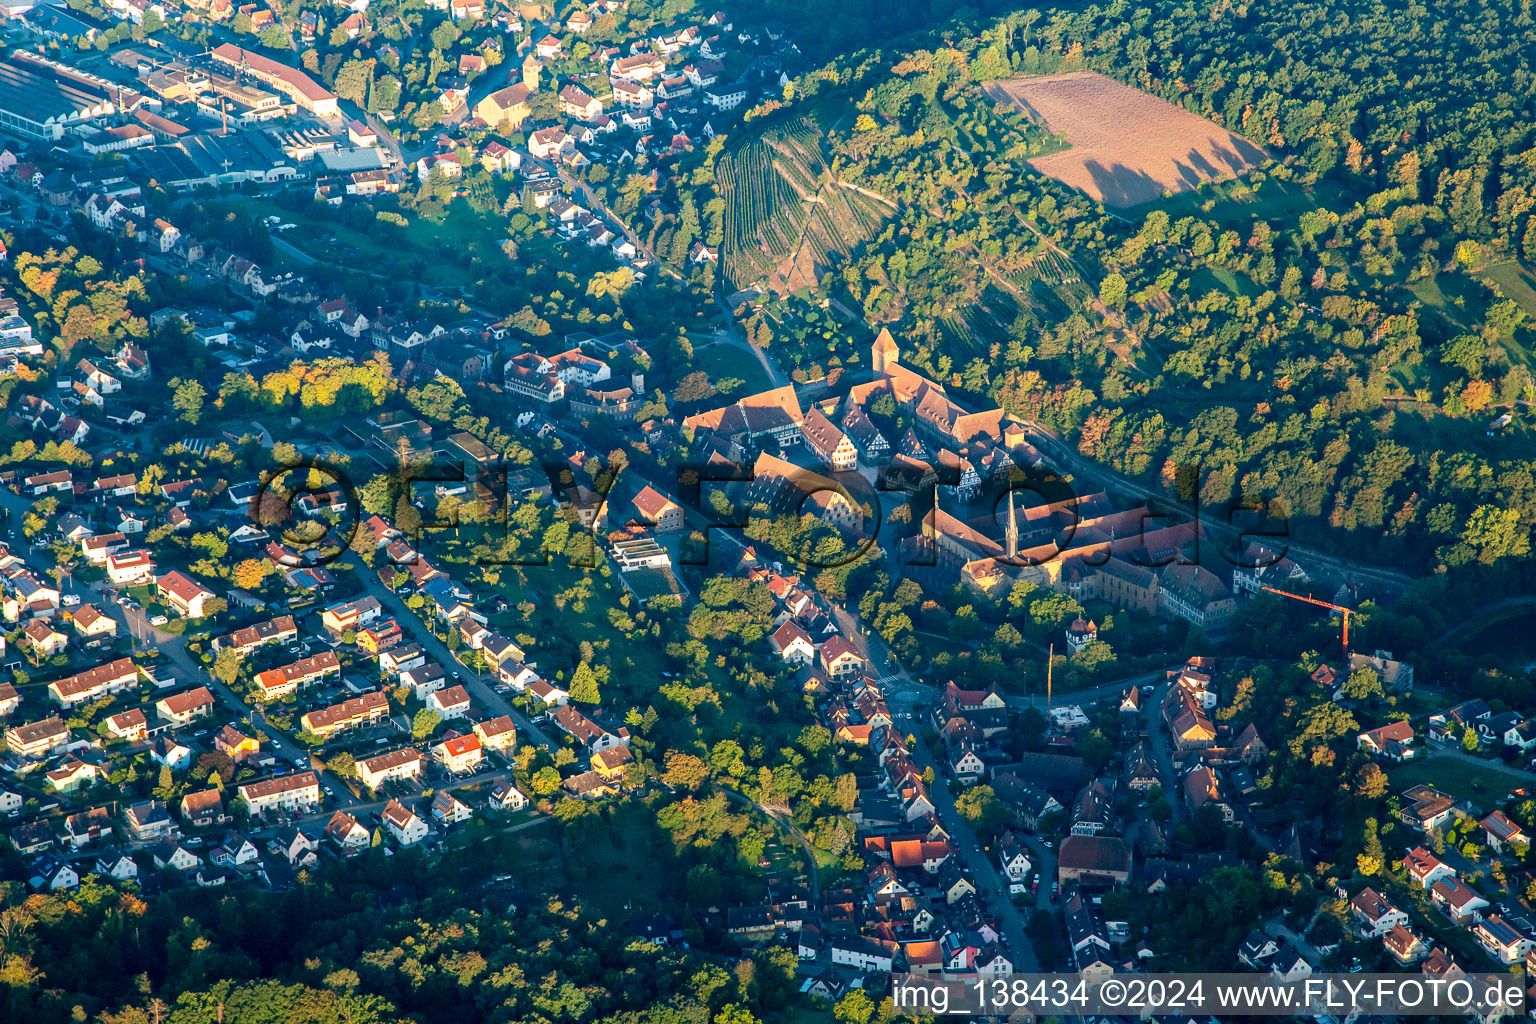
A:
1005;486;1018;560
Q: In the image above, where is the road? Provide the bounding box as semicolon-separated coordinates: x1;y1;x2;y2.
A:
713;288;788;387
718;788;820;900
1433;595;1536;643
905;735;1038;970
555;167;660;267
823;594;1185;970
1140;679;1184;821
271;235;318;267
342;551;559;753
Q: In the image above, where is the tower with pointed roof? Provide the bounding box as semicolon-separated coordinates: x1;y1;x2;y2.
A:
522;52;541;91
1005;485;1018;560
871;328;899;375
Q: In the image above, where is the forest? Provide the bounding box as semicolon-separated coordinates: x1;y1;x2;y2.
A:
711;0;1536;599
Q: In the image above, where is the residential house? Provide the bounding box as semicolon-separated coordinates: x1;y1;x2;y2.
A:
104;708;148;741
381;799;429;846
156;687;215;725
237;771;320;817
1482;811;1527;854
325;811;370;851
1474;912;1536;964
179;789;227;829
1404;846;1455;889
70;604;117;646
357;747;424;790
1055;834;1131;885
431;790;472;825
1430;876;1489;924
124;799;174;842
432;732;483;774
157;571;215;618
473;716;517;753
427;684;472;719
489;781;527;812
1350;887;1408;937
1358;720;1416;761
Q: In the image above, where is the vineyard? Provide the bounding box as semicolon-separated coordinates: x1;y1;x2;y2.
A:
718;117;896;294
938;284;1025;361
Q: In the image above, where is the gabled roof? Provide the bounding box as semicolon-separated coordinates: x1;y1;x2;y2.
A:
770;619;813;654
158;569;212;602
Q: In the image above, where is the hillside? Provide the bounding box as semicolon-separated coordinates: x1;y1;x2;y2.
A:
717;117;897;294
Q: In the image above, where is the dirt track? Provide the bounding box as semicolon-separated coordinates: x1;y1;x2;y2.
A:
985;71;1267;207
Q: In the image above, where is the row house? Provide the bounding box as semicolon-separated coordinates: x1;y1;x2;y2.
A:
157;686;216;725
253;651;341;701
214;615;298;653
47;658;139;706
300;691;389;739
238;771;321;817
358;747;424;790
6;716;71;757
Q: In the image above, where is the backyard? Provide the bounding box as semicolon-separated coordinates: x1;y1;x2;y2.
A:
1390;752;1532;807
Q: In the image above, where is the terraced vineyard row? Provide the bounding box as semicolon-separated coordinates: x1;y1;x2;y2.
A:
718;118;897;293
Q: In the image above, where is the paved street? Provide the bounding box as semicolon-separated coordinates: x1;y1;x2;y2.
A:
342;551;560;753
906;734;1039;970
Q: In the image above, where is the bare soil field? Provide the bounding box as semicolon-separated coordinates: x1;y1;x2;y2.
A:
984;72;1267;207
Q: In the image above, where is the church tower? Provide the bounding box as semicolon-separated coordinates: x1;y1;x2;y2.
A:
1005;485;1019;561
871;327;899;375
522;53;541;92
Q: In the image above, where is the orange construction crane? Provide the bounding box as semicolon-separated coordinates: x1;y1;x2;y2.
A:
1261;585;1355;656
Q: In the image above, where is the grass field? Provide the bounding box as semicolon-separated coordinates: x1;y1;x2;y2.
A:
1187;266;1259;299
693;341;775;394
1455;610;1536;665
1480;262;1536;369
233;196;515;292
1390;754;1532;807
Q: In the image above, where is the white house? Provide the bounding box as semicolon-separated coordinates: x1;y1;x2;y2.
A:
382;799;429;846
